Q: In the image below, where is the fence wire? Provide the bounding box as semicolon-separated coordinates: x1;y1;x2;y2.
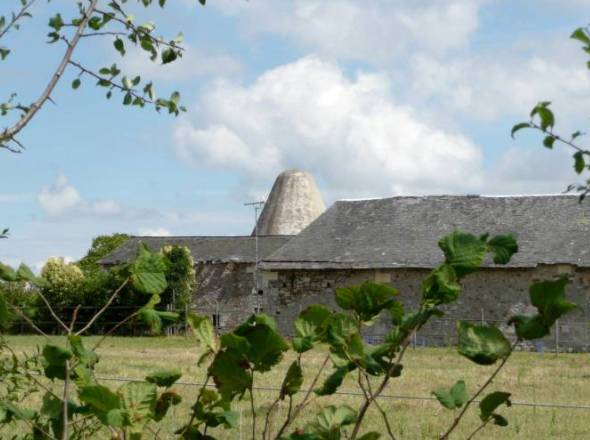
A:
90;374;590;411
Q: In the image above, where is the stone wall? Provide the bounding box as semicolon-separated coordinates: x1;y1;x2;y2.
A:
190;262;264;332
261;265;590;351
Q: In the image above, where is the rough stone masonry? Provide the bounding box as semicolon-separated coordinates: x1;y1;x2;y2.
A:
102;170;590;350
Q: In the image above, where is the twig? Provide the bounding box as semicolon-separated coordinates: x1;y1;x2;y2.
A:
274;354;330;439
1;0;100;144
61;360;70;440
439;340;519;440
350;338;412;439
91;310;140;351
465;419;490;440
530;122;588;154
6;303;50;338
0;0;37;40
35;290;69;333
250;372;257;440
75;278;128;335
181;375;211;437
361;371;397;440
262;396;281;440
94;7;185;52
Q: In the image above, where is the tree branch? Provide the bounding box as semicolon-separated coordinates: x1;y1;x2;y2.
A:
439;339;519;440
75;278;128;335
0;0;100;145
68;60;153;103
94;7;185;52
0;0;37;40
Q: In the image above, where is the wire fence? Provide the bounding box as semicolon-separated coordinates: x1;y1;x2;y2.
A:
82;374;590;411
6;305;590;352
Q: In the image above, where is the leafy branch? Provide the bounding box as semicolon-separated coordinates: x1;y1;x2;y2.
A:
512;25;590;200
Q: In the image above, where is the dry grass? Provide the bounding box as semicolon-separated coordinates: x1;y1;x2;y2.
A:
3;335;590;439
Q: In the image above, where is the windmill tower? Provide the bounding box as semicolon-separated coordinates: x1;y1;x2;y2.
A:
253;169;326;236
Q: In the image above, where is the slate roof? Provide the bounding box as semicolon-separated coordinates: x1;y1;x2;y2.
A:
100;236;291;265
260;195;590;270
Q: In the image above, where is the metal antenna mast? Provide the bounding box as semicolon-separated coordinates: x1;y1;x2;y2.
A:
244;201;265;291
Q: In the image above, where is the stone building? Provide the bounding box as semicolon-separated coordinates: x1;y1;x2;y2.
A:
102;171;590;349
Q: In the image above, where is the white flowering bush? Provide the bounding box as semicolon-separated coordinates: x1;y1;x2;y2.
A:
40;258;85;305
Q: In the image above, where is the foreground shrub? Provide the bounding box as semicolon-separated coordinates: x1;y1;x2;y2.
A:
0;231;578;439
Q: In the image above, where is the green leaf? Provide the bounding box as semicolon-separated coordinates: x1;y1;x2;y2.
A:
293;304;332;352
114;37;126;56
187;313;219;353
162;48;178;64
234;314;289;372
120;381;157;426
571;27;590;44
315;364;354;396
574;151;585;174
432;380;468;410
307;405;357;438
72;78;81;89
357;433;381;440
457;321;511;365
487;235;518;265
154;390;182;422
0;262;17;281
335;282;399;322
508;314;549;340
491;414;509;426
479;391;511;420
528;277;577;326
511;122;531;138
146;369;182;388
422;264;461;304
130;243;168;294
43;344;72;365
438;231;488;277
78;385;121;425
531;104;555;131
543;135;555;149
208;350;252;400
280;361;303;399
68;335;98;367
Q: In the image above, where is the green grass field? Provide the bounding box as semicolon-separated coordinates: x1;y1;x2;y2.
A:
3;335;590;439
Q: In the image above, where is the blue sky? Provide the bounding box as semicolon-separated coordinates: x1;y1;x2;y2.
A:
1;0;589;269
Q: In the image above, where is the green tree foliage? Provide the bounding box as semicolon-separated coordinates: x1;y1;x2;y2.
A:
77;233;129;274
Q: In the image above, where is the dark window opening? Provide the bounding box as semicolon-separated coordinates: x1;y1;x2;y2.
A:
326;282;332;288
275;310;281;315
212;313;221;329
254;307;264;314
258;289;264;295
282;282;287;288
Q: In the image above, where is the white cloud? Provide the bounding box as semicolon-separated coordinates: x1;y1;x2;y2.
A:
214;0;484;64
38;174;122;219
138;227;172;237
38;174;82;218
404;46;590;124
175;57;483;198
120;45;243;81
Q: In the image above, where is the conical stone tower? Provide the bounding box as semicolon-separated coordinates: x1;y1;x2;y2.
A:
253;170;325;236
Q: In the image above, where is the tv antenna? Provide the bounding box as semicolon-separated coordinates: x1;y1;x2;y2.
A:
244;201;265;291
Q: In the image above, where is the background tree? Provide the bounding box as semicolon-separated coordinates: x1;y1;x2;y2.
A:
77;233;129;274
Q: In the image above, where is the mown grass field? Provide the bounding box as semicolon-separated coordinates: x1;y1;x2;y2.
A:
3;335;590;439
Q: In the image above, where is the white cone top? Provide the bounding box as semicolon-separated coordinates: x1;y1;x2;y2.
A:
254;170;326;236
